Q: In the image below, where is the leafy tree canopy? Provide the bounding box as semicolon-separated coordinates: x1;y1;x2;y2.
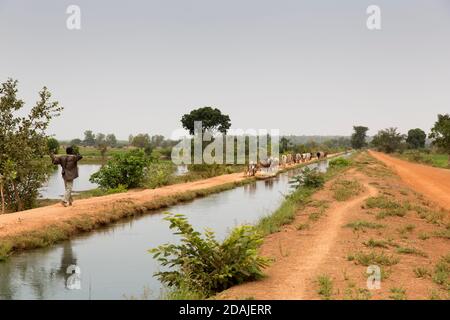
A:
351;126;369;149
181;106;231;135
406;128;426;149
0;78;62;211
429;113;450;166
371;127;405;153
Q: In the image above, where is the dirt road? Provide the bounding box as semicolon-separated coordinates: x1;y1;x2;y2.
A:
0;173;248;240
369;150;450;209
219;172;377;299
219;152;450;300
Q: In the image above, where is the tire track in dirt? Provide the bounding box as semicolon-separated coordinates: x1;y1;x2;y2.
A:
369;150;450;209
219;178;378;300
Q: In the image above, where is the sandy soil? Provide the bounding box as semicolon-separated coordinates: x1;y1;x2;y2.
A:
219;152;450;300
369;150;450;209
0;172;247;239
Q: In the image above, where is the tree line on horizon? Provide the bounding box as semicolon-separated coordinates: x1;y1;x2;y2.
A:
350;115;450;166
2;78;450;213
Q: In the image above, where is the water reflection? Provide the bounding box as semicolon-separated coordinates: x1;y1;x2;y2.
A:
0;156;349;299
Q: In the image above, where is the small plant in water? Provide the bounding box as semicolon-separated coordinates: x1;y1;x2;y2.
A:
289;167;325;189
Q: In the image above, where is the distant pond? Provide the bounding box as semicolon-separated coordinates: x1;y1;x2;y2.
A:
39;164;101;200
39;164;189;199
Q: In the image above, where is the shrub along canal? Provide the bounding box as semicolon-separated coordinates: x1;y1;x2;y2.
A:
0;156;345;299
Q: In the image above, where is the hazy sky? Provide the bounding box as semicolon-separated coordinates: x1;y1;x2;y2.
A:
1;0;449;140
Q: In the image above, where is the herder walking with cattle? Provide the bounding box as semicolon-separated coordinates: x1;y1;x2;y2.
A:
50;146;83;207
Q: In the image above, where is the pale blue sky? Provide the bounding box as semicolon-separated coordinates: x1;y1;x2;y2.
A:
1;0;449;140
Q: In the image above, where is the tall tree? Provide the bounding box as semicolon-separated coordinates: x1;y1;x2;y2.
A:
406;128;426;149
70;138;82;146
83;130;95;146
181;106;231;135
280;137;292;154
371;127;405;153
351;126;369;149
94;133;108;162
151;134;165;148
106;134;117;147
429;113;450;167
0;79;62;211
131;133;151;149
95;133;106;146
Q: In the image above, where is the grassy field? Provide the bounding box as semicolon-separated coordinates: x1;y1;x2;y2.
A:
54;146;132;163
395;150;449;169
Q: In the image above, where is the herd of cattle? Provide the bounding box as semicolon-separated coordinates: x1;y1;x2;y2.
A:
246;151;328;176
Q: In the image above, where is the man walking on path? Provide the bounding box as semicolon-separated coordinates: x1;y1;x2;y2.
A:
50;147;83;207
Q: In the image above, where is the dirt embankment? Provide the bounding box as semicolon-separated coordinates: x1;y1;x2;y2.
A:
0;173;249;241
369;150;450;209
219;152;450;300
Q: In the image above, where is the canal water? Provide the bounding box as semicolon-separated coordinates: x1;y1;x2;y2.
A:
0;158;339;300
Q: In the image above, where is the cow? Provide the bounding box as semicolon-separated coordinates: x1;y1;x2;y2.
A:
270;157;280;172
302;153;311;162
281;154;287;167
259;157;279;173
316;151;328;159
295;153;302;163
286;154;293;165
246;161;258;176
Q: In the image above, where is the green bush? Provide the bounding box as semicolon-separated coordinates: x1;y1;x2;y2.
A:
145;161;176;189
90;149;149;189
149;213;269;297
290;167;325;189
329;157;351;168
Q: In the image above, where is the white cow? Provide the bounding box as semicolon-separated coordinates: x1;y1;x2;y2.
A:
281;155;287;167
270;157;279;172
246;161;258;176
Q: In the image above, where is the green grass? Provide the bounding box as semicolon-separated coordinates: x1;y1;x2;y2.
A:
432;255;450;289
316;275;334;300
347;251;399;266
396;246;428;258
365;196;401;210
331;179;363;201
343;286;371;300
257;187;314;235
161;284;206;300
396;151;449;169
296;223;310;231
418;232;431;240
397;224;416;235
257;155;354;236
363;239;389;248
376;207;407;219
432;229;450;239
344;220;385;231
413;206;446;225
413;267;431;278
389;287;407;300
429;290;443;300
